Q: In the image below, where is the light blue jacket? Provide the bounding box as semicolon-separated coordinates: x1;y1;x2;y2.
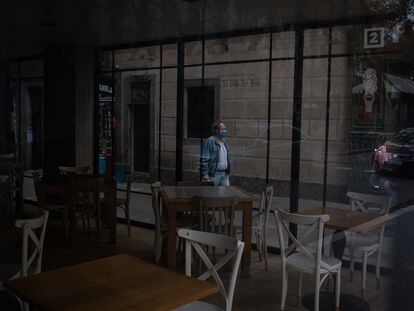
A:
200;135;231;177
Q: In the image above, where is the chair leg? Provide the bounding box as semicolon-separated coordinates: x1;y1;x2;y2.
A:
153;232;158;257
256;232;262;262
63;207;69;237
349;248;355;282
361;252;368;298
155;233;163;263
280;268;288;311
72;213;76;248
314;274;321;311
375;249;381;290
297;272;302;307
126;205;131;238
96;207;101;245
263;233;268;271
335;269;341;311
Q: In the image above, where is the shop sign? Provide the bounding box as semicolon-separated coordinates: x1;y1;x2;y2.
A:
364;27;385;49
221;79;259;88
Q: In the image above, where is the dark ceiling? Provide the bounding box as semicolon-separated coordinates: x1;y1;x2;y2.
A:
0;0;384;59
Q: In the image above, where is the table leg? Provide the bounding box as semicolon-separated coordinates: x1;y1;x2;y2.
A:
104;182;117;244
241;202;252;277
331;230;346;260
167;206;177;270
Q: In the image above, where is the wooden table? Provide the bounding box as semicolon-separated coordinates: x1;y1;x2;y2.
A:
4;253;219;311
301;206;389;233
38;179;117;244
162;185;253;276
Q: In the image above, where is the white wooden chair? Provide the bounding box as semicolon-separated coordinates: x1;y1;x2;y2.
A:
345;192;392;297
236;185;273;269
174;228;245;311
0;210;49;311
274;209;341;311
117;173;137;238
150;182;168;263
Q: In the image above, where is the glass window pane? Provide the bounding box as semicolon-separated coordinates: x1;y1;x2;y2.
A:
298;58;328;209
97;51;113;72
269;60;294;211
205;34;270;63
304;28;329;56
160;68;177;184
185;41;202;66
205;61;269;193
20;60;43;78
272;31;295;58
162;44;177;67
114;46;160;70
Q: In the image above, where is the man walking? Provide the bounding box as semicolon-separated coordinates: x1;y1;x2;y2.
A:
200;120;231;186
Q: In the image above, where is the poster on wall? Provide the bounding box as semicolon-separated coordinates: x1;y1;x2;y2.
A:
352;56;385;128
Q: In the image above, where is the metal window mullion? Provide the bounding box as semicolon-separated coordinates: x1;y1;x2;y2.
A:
175;41;185;182
199;38;206;180
289;27;305;238
322;28;333;207
266;31;273;184
158;44;163;180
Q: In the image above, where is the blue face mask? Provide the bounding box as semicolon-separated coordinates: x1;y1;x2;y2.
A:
219;129;227;137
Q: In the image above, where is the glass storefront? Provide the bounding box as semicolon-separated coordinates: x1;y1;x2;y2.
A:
97;19;414;213
7;59;44;171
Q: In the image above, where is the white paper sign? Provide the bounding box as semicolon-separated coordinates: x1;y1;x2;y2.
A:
364;27;385;49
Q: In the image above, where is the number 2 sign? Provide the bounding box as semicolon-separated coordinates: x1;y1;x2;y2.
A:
364;27;385;49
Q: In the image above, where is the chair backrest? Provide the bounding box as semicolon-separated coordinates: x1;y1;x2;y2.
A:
14;210;49;278
9;163;23;193
8;163;23;212
257;185;274;232
178;228;244;311
0;153;15;159
192;196;238;237
177;180;215;186
124;172;140;208
70;177;103;213
274;209;331;273
59;166;90;175
32;169;43;200
150;182;163;235
347;192;392;215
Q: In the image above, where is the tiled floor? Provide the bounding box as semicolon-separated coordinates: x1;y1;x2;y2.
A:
2;215;414;311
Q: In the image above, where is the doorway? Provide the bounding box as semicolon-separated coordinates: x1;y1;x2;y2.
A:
130;78;151;172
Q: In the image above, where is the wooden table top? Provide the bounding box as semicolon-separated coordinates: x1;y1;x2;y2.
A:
162;185;253;203
301;206;388;233
4;253;219;311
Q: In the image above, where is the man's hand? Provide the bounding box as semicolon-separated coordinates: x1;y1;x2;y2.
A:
202;175;209;181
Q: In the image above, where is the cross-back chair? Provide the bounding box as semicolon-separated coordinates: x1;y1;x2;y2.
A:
193;196;238;237
346;191;392;297
150;181;168;263
174;228;244;311
33;170;70;236
70;177;104;247
274;209;341;311
0;210;49;311
117;172;138;238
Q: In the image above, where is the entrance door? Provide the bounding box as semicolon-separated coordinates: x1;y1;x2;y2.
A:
131;79;150;172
